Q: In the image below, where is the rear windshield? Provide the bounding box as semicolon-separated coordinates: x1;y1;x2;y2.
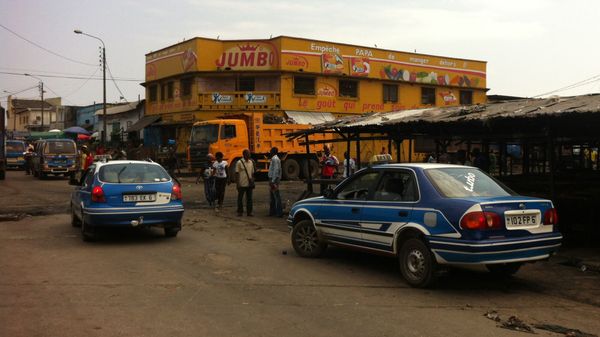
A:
7;142;25;153
44;141;76;155
99;163;171;183
425;167;514;198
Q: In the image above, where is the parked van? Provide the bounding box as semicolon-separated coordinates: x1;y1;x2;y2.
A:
6;140;26;169
32;139;78;179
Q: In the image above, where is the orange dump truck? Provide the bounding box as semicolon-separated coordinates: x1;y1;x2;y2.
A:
187;113;330;179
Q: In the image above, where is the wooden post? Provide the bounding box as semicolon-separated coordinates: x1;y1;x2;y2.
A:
548;134;555;200
346;133;351;177
304;134;313;194
408;138;413;163
355;131;361;170
396;138;401;163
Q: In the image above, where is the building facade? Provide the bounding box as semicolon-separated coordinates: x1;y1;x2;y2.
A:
6;96;58;132
144;36;487;153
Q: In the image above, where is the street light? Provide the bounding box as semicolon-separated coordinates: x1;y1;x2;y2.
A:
74;29;107;144
24;73;45;131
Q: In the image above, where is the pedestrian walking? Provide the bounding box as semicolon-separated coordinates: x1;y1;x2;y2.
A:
268;147;283;217
235;149;255;216
24;144;34;175
319;145;338;194
196;153;216;207
81;145;93;170
212;152;228;210
342;151;355;178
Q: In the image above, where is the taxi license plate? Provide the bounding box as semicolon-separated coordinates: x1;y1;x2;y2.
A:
123;194;156;202
505;214;538;226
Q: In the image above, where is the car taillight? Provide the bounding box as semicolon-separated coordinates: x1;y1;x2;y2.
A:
544;208;558;225
171;184;182;200
461;211;502;230
91;186;106;202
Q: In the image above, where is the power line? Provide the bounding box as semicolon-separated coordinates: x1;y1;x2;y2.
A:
0;71;143;82
0;85;39;99
0;23;97;67
64;68;100;98
106;61;129;103
533;74;600;97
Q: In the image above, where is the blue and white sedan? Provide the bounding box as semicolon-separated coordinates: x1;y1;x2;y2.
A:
288;163;562;287
70;160;184;241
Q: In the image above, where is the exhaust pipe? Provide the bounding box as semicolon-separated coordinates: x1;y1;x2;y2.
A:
131;216;144;227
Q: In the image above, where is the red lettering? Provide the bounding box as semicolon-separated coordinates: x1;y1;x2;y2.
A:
257;52;268;66
216;53;226;67
227;53;239;67
240;53;255;67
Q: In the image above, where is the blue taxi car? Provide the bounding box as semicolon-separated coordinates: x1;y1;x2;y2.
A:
288;163;562;287
70;160;184;241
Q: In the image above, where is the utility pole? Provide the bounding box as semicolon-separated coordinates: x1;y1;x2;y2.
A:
40;81;44;131
102;45;106;143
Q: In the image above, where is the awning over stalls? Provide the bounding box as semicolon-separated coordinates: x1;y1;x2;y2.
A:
284;111;335;125
126;115;161;132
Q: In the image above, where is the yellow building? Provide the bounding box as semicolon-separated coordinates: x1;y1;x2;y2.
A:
144;36;487;154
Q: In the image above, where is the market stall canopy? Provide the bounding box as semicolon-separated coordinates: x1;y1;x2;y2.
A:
91;132;99;138
284;111;335;125
64;126;91;135
48;129;62;133
77;134;91;140
126;115;160;132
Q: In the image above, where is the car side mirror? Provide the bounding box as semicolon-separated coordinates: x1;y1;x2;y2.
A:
323;188;335;199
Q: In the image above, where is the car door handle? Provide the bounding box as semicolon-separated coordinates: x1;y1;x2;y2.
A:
398;211;408;217
351;208;360;214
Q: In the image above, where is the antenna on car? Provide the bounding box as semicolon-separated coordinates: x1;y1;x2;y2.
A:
145;158;154;163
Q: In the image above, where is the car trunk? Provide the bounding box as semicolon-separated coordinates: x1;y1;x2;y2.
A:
101;182;173;207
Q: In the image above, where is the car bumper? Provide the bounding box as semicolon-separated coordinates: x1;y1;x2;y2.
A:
83;205;184;227
427;233;563;264
44;167;77;174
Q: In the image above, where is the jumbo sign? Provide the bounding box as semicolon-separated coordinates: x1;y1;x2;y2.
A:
215;42;278;70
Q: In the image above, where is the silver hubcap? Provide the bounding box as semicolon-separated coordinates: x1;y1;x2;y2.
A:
295;226;318;252
406;249;425;277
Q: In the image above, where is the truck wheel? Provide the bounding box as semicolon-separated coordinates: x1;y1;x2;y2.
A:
301;159;319;179
282;158;300;180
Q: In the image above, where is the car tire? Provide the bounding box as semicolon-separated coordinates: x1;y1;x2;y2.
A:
70;205;81;227
81;213;96;242
399;238;436;288
291;219;327;258
486;263;522;277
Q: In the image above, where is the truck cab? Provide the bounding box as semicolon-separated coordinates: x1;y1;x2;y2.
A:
188;120;248;171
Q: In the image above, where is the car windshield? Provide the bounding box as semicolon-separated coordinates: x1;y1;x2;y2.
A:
99;163;171;183
44;141;76;155
425;167;514;198
7;142;25;153
191;124;219;143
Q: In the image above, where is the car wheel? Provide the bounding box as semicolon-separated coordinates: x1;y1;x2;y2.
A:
291;219;327;258
164;227;180;238
81;213;96;242
486;263;522;277
399;238;436;288
70;204;81;227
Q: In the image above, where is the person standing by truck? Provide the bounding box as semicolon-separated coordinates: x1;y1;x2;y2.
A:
268;147;283;217
235;149;255;216
24;144;34;175
319;145;338;194
212;152;228;211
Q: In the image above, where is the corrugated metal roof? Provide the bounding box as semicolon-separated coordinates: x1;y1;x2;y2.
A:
284;111;335;125
94;102;139;116
290;94;600;136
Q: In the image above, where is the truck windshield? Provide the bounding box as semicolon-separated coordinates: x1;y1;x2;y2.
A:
7;142;25;153
44;141;76;155
191;124;219;143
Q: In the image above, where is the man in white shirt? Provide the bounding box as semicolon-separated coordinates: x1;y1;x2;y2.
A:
342;151;356;178
267;147;283;217
235;149;255;216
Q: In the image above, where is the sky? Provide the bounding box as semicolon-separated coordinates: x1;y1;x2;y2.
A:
1;0;599;107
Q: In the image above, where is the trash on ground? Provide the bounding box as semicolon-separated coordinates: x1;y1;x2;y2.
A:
534;324;598;337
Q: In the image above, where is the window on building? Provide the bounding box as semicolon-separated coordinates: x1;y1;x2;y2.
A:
383;84;398;103
181;78;193;97
149;85;158;102
293;76;316;95
167;82;174;100
421;87;436;105
160;83;167;101
127;120;132;129
238;77;255;91
339;80;358;98
460;90;473;105
220;124;236;140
